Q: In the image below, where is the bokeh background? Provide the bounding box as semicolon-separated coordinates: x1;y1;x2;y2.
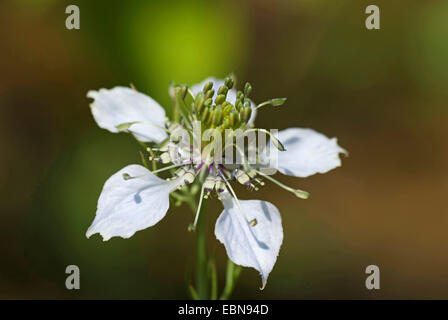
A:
1;0;448;299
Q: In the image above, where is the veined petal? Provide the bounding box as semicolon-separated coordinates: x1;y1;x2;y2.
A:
86;164;181;241
215;193;283;289
272;128;347;178
87;86;167;143
191;77;257;125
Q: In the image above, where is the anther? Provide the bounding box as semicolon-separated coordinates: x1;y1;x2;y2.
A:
174;167;187;177
244;82;252;96
204;98;213;108
250;183;259;191
201;107;210;122
241;107;252;123
212;107;223;126
215;176;226;193
235;99;243;111
225;76;234;89
182;168;196;185
194;92;205;113
222;102;233;115
203;175;216;192
215;94;226;105
204;89;215;100
122;173;133;180
235;169;251;186
217;85;228;97
159;152;172;164
203;81;213;93
255;170;310;199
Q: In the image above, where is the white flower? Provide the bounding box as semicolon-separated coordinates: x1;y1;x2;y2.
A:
86;77;346;288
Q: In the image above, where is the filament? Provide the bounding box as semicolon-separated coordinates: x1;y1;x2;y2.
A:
255;170;309;199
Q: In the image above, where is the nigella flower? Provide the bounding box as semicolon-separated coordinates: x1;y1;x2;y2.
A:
86;76;346;289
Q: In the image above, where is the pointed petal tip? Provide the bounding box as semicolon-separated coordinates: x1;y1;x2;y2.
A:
86;90;98;99
85;228;93;239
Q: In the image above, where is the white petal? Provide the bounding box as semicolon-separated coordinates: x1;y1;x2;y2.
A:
272;128;347;178
191;77;257;125
215;193;283;289
87;86;167;143
86;164;181;241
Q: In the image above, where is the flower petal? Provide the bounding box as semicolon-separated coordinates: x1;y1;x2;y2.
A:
191;77;257;125
272;128;347;178
87;86;167;143
215;193;283;289
86;164;181;241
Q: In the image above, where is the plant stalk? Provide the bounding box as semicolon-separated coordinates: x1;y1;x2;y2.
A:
195;199;208;299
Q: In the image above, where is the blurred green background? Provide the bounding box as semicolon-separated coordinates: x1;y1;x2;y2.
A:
1;0;448;299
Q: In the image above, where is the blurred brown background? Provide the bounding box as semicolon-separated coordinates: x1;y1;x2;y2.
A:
1;0;447;299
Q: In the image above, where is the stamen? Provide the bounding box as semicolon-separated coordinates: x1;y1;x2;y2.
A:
122;173;134;180
117;120;169;132
182;167;196;185
121;173;146;180
254;97;287;110
160;152;172;164
218;164;232;179
151;163;187;175
255;170;310;199
188;183;206;232
173;167;187;177
235;169;251;186
218;171;255;227
245;128;286;151
203;175;216;194
215;176;226;194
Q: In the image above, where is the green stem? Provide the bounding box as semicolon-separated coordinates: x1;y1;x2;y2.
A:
220;259;242;300
208;259;218;300
195;198;208;299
